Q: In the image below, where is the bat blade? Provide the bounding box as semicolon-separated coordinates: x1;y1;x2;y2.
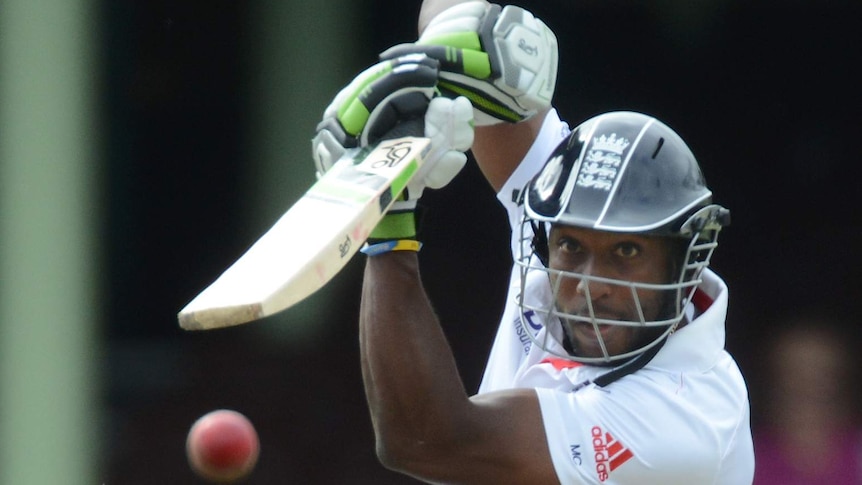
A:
178;136;431;330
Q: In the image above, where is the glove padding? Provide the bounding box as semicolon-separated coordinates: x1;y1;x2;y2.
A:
312;54;439;178
312;54;474;210
398;95;474;208
381;1;558;126
367;94;474;242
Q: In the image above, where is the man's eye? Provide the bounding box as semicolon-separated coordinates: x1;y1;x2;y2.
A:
557;238;581;253
615;243;640;258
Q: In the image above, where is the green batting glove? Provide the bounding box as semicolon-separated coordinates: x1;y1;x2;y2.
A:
380;1;558;126
312;54;439;178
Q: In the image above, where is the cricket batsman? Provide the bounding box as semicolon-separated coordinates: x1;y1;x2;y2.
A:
312;1;755;483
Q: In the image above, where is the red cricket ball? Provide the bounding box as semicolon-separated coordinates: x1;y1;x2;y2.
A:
186;409;260;483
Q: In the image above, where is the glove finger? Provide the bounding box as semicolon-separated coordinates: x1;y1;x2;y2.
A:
381;43;491;82
423;151;467;190
423;1;486;32
425;96;475;150
379;43;421;61
314;59;400;161
360;76;439;145
313;55;438;177
421;18;483;48
448;96;475;151
361;89;430;145
311;128;346;177
328;60;391;120
380;45;507;126
425;96;474;145
340;55;439;143
416;95;473;192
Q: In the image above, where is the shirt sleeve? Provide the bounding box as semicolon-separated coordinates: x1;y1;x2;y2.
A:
535;382;724;484
477;110;570;394
497;108;571;237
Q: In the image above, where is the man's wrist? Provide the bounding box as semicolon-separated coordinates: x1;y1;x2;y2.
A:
369;210;417;241
361;239;423;256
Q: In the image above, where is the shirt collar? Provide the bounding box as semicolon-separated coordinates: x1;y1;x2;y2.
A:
648;269;728;372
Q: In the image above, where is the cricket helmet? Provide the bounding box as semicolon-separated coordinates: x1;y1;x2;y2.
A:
516;111;730;364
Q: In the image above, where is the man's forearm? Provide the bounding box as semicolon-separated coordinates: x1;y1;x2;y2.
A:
359;253;470;466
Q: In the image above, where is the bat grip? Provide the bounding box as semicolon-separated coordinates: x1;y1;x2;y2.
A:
380;118;425;141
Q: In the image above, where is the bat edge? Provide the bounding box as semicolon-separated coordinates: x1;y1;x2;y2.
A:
177;302;265;331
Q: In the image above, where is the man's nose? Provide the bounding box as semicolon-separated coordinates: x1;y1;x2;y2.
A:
575;258;612;301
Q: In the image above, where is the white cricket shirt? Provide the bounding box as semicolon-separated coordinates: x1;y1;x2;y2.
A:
478;110;755;484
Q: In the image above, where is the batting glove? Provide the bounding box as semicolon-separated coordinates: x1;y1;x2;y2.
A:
380;1;558;126
311;55;475;245
408;95;474;201
312;54;439;178
366;94;473;246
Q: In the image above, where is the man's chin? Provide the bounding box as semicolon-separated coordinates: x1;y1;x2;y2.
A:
566;320;627;359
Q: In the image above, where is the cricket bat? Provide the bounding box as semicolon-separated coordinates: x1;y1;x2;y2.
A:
178;136;431;330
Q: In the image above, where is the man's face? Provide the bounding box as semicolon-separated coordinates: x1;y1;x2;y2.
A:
547;225;676;360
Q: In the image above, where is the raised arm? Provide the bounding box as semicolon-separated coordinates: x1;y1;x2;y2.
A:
308;4;563;482
360;253;558;484
353;95;555;478
310;42;559;485
472;113;548;191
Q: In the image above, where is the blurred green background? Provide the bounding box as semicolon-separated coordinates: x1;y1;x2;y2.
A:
1;0;860;483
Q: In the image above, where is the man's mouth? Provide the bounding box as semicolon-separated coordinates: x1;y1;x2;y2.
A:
571;321;612;339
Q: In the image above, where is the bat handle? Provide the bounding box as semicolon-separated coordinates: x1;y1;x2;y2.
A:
380;118;425;141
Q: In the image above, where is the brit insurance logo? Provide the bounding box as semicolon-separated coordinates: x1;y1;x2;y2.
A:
591;425;634;481
577;133;630;192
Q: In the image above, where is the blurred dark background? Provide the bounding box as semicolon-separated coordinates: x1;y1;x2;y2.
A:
97;0;861;483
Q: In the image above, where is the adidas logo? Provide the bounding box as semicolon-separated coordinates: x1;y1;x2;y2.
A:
591;426;634;481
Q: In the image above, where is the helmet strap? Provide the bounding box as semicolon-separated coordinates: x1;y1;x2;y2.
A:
530;221;550;267
593;336;666;387
569;336;668;392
